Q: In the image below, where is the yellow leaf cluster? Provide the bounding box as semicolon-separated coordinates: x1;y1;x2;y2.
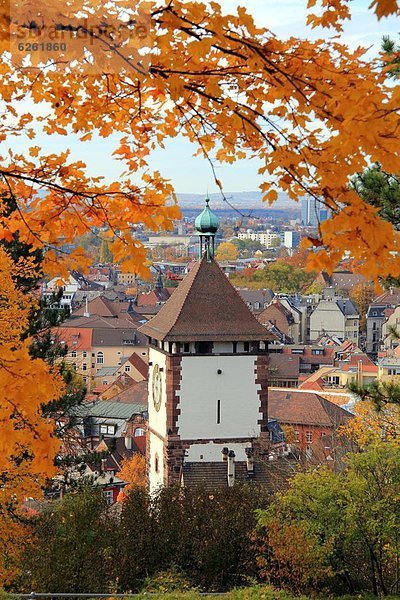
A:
117;453;146;494
342;400;400;449
0;247;64;584
0;0;400;283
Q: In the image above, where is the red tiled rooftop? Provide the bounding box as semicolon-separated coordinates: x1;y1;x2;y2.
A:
268;389;353;427
54;326;92;351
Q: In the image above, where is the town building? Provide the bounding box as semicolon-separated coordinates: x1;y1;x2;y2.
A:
139;200;274;492
268;389;353;465
300;196;330;227
237;288;275;313
258;298;301;343
316;269;367;294
309;288;359;344
43;271;104;311
378;356;400;383
280;230;300;249
238;229;281;248
54;315;148;390
268;344;337;387
366;290;400;356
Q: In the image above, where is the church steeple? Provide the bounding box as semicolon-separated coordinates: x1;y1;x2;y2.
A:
194;198;219;261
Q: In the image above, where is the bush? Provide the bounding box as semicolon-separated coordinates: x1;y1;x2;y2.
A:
141;567;197;593
17;484;271;594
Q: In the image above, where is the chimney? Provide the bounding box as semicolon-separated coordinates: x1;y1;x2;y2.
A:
83;296;90;318
227;450;235;487
245;447;254;475
221;447;229;462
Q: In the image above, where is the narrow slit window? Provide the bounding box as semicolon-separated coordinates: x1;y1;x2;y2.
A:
217;399;221;424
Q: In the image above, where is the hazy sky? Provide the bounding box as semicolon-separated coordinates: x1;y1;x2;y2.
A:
9;1;400;194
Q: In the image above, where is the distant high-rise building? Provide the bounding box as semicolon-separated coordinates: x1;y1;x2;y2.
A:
301;197;330;226
280;231;300;249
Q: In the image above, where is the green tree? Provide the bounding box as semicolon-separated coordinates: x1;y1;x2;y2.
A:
351;164;400;231
232;238;264;254
19;484;272;593
20;489;115;593
231;263;314;293
382;34;400;78
350;379;400;411
99;237;113;264
304;281;324;295
215;241;239;262
256;443;400;596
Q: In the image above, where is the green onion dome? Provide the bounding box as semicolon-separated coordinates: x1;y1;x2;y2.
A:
194;198;219;235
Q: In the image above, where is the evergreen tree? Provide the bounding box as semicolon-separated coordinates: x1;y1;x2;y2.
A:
351;164;400;231
382;34;400;78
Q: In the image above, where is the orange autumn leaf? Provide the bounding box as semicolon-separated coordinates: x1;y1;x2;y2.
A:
0;247;64;585
117;453;146;493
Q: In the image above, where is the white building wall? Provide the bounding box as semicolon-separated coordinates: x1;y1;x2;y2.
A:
148;348;168;493
148;432;164;493
177;355;261;440
148;348;168;437
310;302;345;340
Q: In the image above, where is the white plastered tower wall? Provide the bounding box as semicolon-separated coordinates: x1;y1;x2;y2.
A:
177;354;263;462
148;346;167;493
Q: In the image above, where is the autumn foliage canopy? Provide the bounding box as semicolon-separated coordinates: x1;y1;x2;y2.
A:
0;0;399;280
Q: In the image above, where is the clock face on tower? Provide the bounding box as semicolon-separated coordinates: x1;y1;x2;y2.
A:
152;364;162;412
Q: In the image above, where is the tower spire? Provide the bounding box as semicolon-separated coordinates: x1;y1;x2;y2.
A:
194;197;219;261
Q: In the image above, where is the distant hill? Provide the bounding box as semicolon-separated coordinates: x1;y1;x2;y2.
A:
176;191;297;210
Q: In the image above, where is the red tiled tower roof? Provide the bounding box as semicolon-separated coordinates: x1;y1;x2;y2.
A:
139;255;274;342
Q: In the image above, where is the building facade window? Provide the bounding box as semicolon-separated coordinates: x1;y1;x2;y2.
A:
306;431;313;443
82;363;87;371
124;365;131;372
71;351;77;358
103;490;113;505
134;428;145;437
97;352;104;364
83;351;87;358
100;424;115;435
